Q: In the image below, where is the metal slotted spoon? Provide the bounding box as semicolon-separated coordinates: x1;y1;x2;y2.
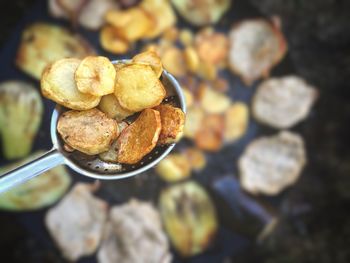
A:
0;60;186;194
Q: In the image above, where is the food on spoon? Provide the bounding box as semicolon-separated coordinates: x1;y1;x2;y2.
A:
198;83;231;114
252;76;318;129
171;0;231;26
228;19;287;85
183;147;207;171
195;114;225;151
16;23;94;80
57;108;119;155
114;63;166;112
239;131;306;195
100;25;130;54
75;56;116;96
41;58;101;110
45;182;108;261
224;102;249;143
155;153;191;182
0;81;43;160
117;109;161;164
98;199;172;263
159;181;218;257
98;94;134;121
153;104;185;145
132;50;163;78
0;151;71;211
183;106;204;139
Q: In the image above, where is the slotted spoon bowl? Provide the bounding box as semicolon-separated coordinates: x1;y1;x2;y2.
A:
0;60;186;194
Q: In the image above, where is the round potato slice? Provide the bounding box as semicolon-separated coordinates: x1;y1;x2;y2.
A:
117;109;161;164
98;94;134;121
114;64;166;112
132;51;163;78
161;46;187;77
57;108;119;155
100;26;129;54
154;104;185;145
41;58;100;110
155;153;191;182
75;56;116;97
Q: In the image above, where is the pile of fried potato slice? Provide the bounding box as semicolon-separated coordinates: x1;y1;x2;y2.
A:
41;52;185;164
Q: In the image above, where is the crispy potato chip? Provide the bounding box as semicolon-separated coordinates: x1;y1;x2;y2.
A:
195;114;224;151
154;104;185;144
100;26;129;54
105;8;154;41
16;23;94;80
132;51;163;78
183;106;204;139
117;109;161;164
184;46;200;73
98;94;134;121
155;154;191;182
198;83;231;114
161;46;187;77
57;108;119;155
224;102;249;143
41;58;101;110
114;63;166;112
75;56;116;96
183;147;206;171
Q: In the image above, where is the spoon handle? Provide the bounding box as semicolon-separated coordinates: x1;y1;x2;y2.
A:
0;148;64;194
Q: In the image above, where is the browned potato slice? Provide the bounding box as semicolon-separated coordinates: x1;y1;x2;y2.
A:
105;8;154;41
184;46;200;73
161;46;187;77
183;106;204;139
41;58;101;110
114;64;166;112
100;26;129;54
195;114;224;152
132;51;163;78
117;109;161;164
155;154;191;182
198;83;231;114
57;108;119;155
98;94;134;121
75;56;116;96
154;104;185;145
183;147;207;171
224;102;249;143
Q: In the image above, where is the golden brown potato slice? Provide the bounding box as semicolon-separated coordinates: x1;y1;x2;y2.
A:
161;46;187;77
100;26;129;54
198;83;231;114
183;106;204;139
197;61;217;80
114;64;166;112
117;109;161;164
98;94;134;121
41;58;101;110
57;108;119;155
155;154;191;182
195;114;224;152
132;51;163;78
179;29;194;46
183;147;207;171
105;8;154;41
184;46;200;73
224;102;249;143
153;104;185;145
75;56;116;96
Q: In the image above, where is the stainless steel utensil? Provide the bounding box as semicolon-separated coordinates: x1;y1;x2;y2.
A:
0;60;186;194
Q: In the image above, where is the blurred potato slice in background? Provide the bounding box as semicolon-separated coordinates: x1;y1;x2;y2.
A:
0;81;43;160
183;147;207;171
98;94;134;121
41;58;101;110
132;51;163;78
184;46;200;73
57;109;119;155
171;0;231;26
45;182;108;261
0;151;71;211
16;23;94;80
156;153;191;182
197;61;217;80
154;104;185;145
182;88;194;108
198;83;231;114
224;102;249;143
75;56;116;96
114;63;165;112
195;114;225;151
100;26;130;54
159;181;218;257
179;28;194;46
161;46;187;77
183;106;204;139
117;109;161;164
